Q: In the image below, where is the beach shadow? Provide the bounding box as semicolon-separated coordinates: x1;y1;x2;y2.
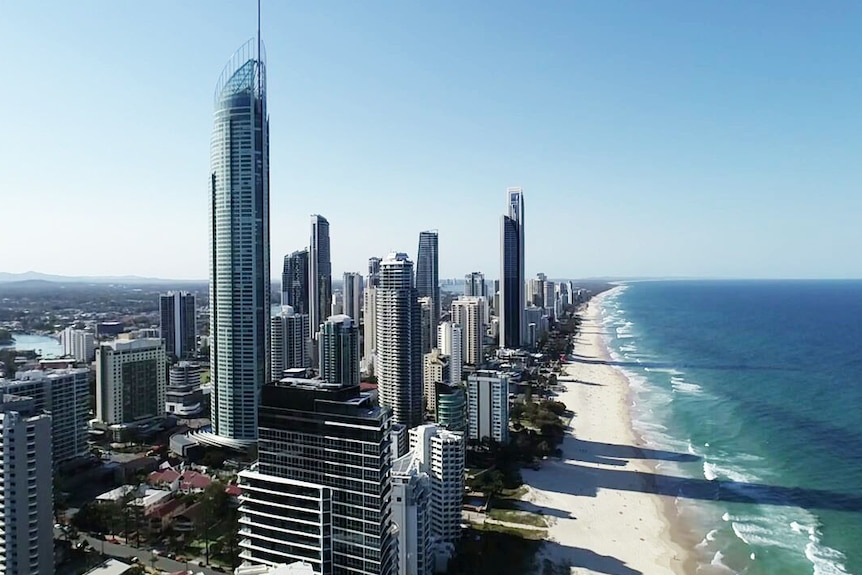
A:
570;438;699;463
510;499;574;519
571;379;603;387
527;459;862;513
541;541;644;575
567;356;801;373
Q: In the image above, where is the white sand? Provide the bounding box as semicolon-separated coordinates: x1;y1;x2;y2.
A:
519;289;688;575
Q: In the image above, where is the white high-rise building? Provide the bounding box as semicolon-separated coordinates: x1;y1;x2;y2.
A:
362;287;378;372
95;338;167;431
0;395;54;575
209;40;270;446
437;322;463;385
330;292;343;316
409;424;465;544
342;272;363;322
60;327;95;363
376;252;422;428
543;280;556;319
319;315;359;386
391;452;432;575
270;306;311;382
467;371;510;444
166;361;204;417
451;296;486;367
0;368;90;465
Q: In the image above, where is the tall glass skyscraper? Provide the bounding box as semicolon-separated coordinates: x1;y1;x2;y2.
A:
208;39;270;446
416;230;440;348
281;248;309;313
309;214;332;337
499;187;525;349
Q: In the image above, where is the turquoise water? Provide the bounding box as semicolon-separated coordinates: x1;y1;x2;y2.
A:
0;333;63;357
600;281;862;575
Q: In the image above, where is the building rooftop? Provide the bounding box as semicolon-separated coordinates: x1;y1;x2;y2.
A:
234;561;319;575
83;558;133;575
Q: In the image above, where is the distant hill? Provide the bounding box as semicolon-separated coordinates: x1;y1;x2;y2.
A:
0;271;204;284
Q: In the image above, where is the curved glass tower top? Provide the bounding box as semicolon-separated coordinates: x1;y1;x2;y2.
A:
214;39;266;104
209;38;270;446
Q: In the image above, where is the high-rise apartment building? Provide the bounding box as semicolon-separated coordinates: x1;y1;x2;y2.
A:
376;253;422;428
391;452;432;575
238;381;395;575
450;296;486;366
544;280;556;319
319;315;359;387
159;291;197;360
0;394;54;575
166;361;204;417
467;371;509;444
309;215;332;337
499;187;525;349
418;297;433;356
415;230;439;348
464;272;487;298
422;349;449;416
0;367;90;465
362;287;378;368
59;327;95;363
367;257;382;288
209;39;270;446
270;306;311;382
437;322;463;385
330;293;344;316
435;383;466;433
409;424;465;544
342;272;363;322
282;249;310;314
96;338;167;434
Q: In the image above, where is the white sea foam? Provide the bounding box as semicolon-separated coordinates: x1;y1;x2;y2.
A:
670;376;704;395
731;519;787;549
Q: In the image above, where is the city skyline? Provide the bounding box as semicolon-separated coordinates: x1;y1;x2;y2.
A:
4;2;862;280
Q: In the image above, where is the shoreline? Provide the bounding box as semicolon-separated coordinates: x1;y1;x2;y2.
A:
519;287;692;575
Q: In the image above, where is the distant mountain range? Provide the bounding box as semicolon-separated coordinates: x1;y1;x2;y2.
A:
0;271;205;284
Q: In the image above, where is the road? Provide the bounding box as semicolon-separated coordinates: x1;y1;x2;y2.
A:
81;535;227;575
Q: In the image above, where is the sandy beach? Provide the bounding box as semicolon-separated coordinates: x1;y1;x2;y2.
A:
519;287;689;575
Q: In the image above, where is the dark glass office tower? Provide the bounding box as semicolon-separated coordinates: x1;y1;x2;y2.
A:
281;249;309;314
238;381;396;575
499;188;525;349
159;291;196;360
309;215;332;336
415;230;439;347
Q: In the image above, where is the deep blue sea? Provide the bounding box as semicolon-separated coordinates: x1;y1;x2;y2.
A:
600;281;862;575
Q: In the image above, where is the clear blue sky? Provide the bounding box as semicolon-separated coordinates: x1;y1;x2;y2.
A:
2;1;861;280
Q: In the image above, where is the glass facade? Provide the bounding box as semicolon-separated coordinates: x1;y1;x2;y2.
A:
499;188;525;349
209;39;271;444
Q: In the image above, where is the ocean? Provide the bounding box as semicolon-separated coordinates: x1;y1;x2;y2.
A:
599;280;862;575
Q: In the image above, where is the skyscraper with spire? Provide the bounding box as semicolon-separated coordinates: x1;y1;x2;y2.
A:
207;32;269;446
499;187;525;349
